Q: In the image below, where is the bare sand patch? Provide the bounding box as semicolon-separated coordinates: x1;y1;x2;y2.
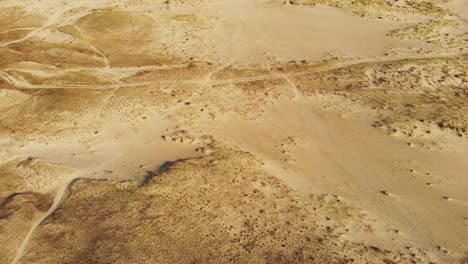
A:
17;114;200;187
205;1;403;63
197;96;468;260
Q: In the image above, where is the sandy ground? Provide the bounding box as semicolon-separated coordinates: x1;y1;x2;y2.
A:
0;0;467;263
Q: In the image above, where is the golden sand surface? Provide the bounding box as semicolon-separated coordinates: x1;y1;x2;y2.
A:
0;0;467;263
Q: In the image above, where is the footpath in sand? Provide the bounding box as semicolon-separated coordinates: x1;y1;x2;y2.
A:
0;0;467;263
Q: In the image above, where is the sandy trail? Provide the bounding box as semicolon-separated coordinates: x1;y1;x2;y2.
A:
0;8;64;47
12;179;71;264
1;53;465;90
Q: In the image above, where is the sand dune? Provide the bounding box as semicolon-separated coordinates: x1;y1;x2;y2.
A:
0;0;467;263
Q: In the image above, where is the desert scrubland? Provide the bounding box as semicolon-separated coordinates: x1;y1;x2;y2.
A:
0;0;467;263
